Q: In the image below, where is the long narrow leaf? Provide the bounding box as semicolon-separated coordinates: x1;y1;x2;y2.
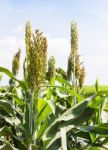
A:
44;95;96;139
0;67;28;90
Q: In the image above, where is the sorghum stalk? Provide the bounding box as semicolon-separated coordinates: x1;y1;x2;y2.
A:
71;21;78;94
67;21;78;104
25;21;48;149
67;21;86;93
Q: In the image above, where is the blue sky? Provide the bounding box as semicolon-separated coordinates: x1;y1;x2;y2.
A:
0;0;108;85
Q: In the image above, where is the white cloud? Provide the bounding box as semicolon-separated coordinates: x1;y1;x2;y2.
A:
97;40;108;50
0;35;70;85
0;36;25;86
0;36;25;51
0;37;17;47
105;17;108;23
1;34;108;86
84;54;108;85
48;37;108;85
12;25;24;33
48;37;70;69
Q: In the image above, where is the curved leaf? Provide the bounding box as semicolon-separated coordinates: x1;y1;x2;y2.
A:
9;94;25;106
0;126;12;136
0;142;18;150
0;100;14;116
0;67;28;90
44;95;96;139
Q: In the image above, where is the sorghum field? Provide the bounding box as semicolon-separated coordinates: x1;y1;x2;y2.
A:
0;21;108;150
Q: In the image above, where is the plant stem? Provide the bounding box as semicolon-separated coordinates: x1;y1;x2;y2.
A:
60;127;67;150
73;50;76;105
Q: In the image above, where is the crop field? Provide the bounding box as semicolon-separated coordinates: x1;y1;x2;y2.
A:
0;10;108;150
82;85;108;97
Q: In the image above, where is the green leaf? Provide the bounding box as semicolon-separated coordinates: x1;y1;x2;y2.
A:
89;132;96;143
95;79;99;93
91;123;108;135
8;94;25;106
36;98;55;126
55;89;70;98
46;131;61;150
44;95;95;139
46;125;74;150
0;143;18;150
0;67;28;90
0;67;16;80
24;102;30;135
75;131;91;140
36;120;48;140
88;96;103;109
37;98;46;114
0;126;12;136
56;75;72;88
43;85;84;102
11;135;27;150
36;103;52;125
31;144;39;150
4;117;20;126
0;100;14;116
77;123;108;136
87;147;100;150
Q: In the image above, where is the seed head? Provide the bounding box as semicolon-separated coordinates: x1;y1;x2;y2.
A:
12;48;21;76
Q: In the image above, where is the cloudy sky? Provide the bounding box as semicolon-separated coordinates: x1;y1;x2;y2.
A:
0;0;108;85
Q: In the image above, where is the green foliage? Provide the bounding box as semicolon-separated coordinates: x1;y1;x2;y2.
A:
82;85;108;97
0;142;18;150
0;67;108;149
